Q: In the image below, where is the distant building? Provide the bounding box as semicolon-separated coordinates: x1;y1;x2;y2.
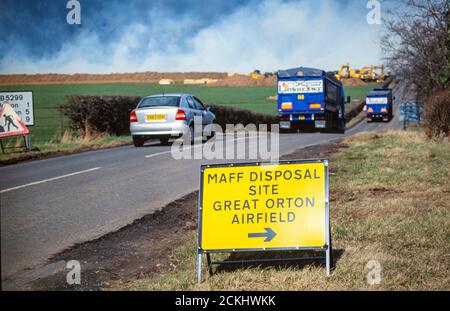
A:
159;79;175;85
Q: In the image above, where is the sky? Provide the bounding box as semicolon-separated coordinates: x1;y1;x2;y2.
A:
0;0;390;74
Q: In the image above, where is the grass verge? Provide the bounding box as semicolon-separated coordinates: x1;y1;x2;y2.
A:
118;131;449;290
0;133;131;165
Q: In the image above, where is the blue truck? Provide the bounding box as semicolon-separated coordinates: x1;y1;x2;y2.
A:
277;67;347;133
365;88;394;122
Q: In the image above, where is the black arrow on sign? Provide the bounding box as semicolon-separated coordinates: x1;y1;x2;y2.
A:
248;228;277;242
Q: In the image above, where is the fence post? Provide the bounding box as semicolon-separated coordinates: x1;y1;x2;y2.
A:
23;135;30;149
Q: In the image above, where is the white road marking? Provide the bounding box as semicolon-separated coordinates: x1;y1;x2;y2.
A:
145;150;173;159
0;167;102;194
144;135;258;159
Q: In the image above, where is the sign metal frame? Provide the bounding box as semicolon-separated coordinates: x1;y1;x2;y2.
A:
196;159;331;282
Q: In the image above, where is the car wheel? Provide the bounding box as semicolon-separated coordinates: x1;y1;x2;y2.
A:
208;120;216;139
189;125;195;145
133;135;144;147
159;137;170;145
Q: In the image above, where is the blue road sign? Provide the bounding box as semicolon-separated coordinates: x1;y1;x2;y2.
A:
399;102;424;122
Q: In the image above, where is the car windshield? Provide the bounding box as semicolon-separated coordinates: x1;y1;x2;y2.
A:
138;96;180;108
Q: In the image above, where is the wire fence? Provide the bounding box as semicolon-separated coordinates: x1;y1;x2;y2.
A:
27;105;71;143
1;105;71;149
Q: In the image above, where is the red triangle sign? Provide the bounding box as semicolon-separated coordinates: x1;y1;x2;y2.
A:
0;102;30;138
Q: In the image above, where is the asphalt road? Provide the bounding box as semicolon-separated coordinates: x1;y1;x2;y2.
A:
0;87;405;284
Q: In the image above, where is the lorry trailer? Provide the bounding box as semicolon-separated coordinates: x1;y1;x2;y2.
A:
277;67;347;133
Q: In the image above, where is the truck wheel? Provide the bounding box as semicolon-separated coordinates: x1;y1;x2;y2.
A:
338;118;346;133
321;112;331;133
280;128;295;133
133;135;144;147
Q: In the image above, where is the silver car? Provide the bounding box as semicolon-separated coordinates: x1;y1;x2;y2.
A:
130;93;216;147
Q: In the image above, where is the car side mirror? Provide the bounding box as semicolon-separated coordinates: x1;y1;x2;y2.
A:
346;96;351;104
206;106;215;114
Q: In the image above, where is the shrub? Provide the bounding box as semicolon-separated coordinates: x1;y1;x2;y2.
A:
423;90;450;138
209;104;278;130
62;95;140;136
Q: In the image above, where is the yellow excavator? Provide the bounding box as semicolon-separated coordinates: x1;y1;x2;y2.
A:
349;68;361;79
360;65;385;82
372;65;386;82
249;69;264;79
336;64;386;82
335;63;350;80
359;66;373;81
335;63;362;80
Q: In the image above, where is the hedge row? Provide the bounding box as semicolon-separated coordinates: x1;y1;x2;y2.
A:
209;104;278;130
62;95;279;136
62;94;368;136
61;95;140;135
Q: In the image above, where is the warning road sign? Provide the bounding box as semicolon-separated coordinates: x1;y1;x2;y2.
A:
199;160;328;251
0;102;30;138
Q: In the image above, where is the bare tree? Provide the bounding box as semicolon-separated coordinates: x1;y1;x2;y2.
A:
381;0;450;97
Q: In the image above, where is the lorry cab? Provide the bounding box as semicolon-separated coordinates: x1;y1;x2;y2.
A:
366;88;394;122
277;67;346;133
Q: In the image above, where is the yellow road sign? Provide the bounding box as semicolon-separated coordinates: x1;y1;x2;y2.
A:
199;160;328;251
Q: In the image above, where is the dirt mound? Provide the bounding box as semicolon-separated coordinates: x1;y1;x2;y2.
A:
208;74;277;87
0;72;228;85
341;78;368;86
0;71;367;87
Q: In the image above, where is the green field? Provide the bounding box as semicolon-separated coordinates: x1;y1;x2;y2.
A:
0;83;375;142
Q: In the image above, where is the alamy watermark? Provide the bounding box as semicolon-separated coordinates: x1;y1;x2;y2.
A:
367;0;382;25
168;117;280;162
366;260;381;285
66;0;81;25
66;260;81;285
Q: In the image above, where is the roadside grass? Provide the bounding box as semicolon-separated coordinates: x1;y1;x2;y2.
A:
0;83;374;141
119;131;450;290
0;133;131;164
346;109;366;128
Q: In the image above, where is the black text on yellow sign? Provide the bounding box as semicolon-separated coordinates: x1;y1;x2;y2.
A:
199;161;328;251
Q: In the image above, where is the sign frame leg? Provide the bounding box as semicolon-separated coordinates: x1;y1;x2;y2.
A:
326;248;331;276
196;251;202;283
23;135;30;149
325;159;331;276
206;253;213;276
